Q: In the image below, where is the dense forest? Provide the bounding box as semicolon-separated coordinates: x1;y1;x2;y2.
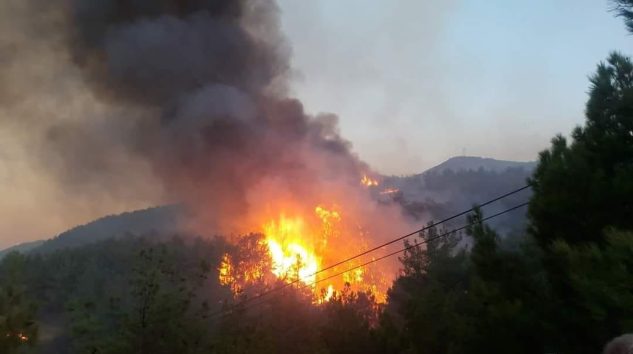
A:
2;1;633;354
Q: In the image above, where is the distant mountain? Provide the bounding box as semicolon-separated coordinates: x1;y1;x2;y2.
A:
422;156;537;175
382;157;535;203
0;205;185;258
36;205;185;253
379;156;536;236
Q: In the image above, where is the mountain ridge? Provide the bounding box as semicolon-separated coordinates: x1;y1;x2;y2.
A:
0;156;536;256
423;156;536;174
0;205;184;258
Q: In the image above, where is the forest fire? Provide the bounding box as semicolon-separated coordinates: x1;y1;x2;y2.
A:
218;201;392;303
361;175;380;187
264;215;320;285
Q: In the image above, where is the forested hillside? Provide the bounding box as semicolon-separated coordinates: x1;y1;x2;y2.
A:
1;159;533;259
0;206;184;259
381;162;533;236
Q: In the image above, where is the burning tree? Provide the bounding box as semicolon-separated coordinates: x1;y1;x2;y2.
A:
217;203;398;305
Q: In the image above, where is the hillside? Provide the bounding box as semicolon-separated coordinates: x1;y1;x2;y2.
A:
380;156;535;235
0;240;45;259
37;205;185;253
0;205;185;258
0;157;535;256
423;156;536;175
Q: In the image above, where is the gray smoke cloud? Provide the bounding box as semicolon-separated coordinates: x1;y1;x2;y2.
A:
68;0;286;104
0;0;412;245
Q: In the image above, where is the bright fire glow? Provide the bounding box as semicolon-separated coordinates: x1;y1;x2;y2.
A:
265;215;320;285
219;254;235;286
360;175;379;187
218;204;390;303
343;267;364;283
322;285;335;303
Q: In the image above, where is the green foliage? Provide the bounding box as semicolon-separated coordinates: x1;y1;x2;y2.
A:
546;230;633;353
378;224;471;354
464;209;552;354
378;213;554;354
529;52;633;247
319;286;377;354
0;236;227;354
0;234;390;354
212;284;321;354
523;52;633;353
613;0;633;33
64;238;217;354
0;253;38;354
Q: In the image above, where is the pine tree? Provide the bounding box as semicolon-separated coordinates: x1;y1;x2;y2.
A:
613;0;633;33
529;52;633;247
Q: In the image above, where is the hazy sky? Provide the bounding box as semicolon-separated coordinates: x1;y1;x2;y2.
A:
0;0;631;249
279;0;632;175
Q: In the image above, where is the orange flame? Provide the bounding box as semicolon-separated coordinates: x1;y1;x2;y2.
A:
360;175;379;187
320;284;335;303
218;204;390;304
219;254;235;287
264;215;320;285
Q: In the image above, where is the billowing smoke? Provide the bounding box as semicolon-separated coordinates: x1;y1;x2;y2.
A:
0;0;413;245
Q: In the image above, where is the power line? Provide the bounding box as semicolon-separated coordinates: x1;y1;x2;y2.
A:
307;201;529;290
210;185;531;318
213;201;529;319
216;184;530;308
211;198;530;320
303;184;531;278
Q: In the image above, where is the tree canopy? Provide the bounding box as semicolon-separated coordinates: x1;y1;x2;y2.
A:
528;52;633;247
613;0;633;33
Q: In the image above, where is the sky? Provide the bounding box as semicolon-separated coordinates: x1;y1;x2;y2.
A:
0;0;631;249
278;0;632;175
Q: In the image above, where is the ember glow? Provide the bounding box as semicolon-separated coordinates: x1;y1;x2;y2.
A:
218;254;236;288
5;332;29;342
361;175;380;187
380;187;400;195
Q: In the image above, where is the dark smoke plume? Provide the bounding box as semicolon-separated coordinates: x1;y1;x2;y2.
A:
68;0;286;104
0;0;411;239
